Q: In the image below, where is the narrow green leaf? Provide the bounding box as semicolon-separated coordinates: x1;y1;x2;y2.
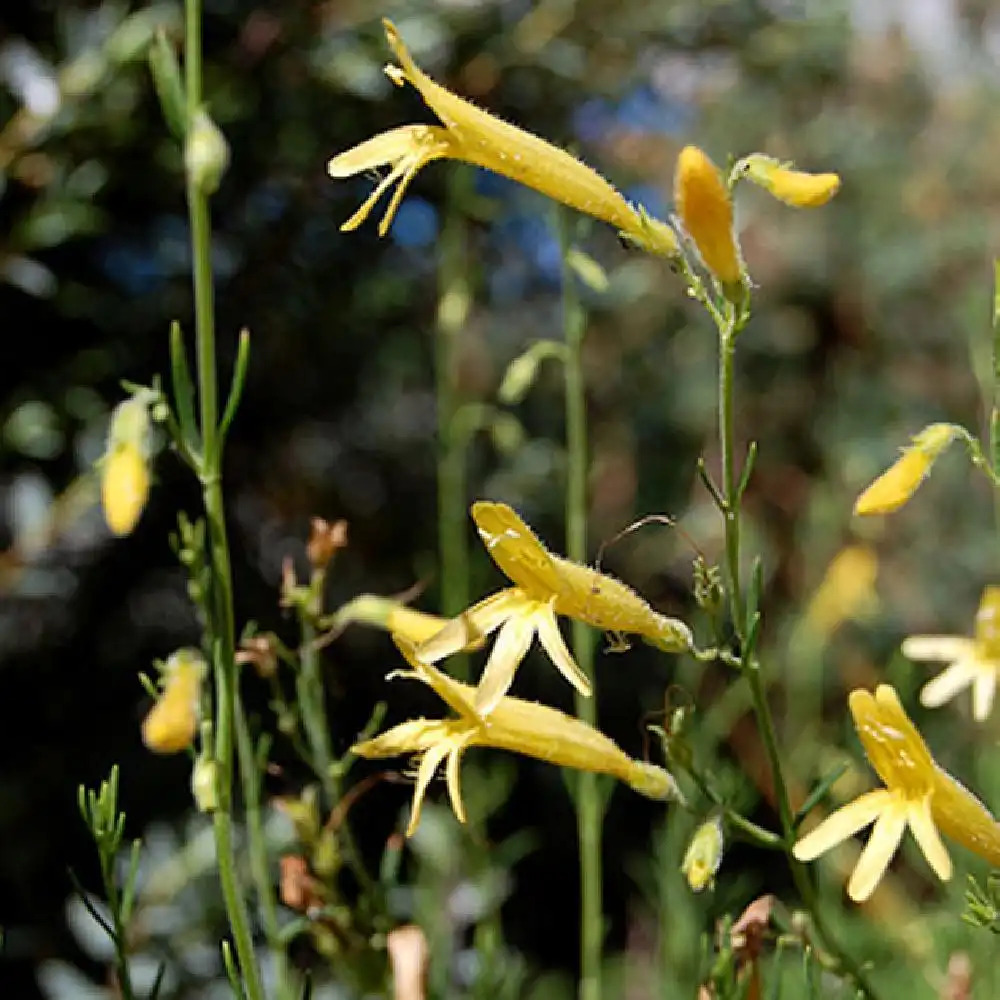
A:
697;456;727;510
148;29;187;138
218;327;251;446
736;440;758;500
169;320;200;457
794;763;849;829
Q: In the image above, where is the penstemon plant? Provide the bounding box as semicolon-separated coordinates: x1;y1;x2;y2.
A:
77;9;1000;1000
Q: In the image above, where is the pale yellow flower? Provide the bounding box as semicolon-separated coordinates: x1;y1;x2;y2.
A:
142;649;207;754
674;145;743;291
793;684;1000;902
100;396;152;536
327;19;678;258
417;501;692;716
904;585;1000;722
737;154;841;208
352;641;682;836
853;422;962;515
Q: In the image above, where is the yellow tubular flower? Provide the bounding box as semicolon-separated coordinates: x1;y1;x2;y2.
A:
674;145;743;291
904;585;1000;722
417;501;692;717
793;685;1000;901
327;20;679;258
142;649;207;754
352;642;682;836
738;154;841;208
853;422;962;516
100;397;152;536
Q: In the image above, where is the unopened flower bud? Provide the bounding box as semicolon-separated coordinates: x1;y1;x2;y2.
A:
738;154;841;208
681;815;724;892
191;756;219;812
185;108;229;194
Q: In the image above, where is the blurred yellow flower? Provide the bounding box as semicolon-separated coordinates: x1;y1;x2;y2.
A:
793;685;1000;901
903;585;1000;721
327;19;679;257
417;501;692;716
674;145;743;291
142;649;207;754
100;396;152;536
353;641;682;836
803;544;878;638
853;422;962;515
738;154;841;208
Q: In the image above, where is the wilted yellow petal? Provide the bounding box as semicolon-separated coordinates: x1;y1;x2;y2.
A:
674;145;743;290
740;154;841;208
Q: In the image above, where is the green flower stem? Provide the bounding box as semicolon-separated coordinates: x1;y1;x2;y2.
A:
235;707;293;1000
299;605;374;893
713;293;880;1000
184;1;263;996
556;210;602;1000
718;320;743;630
436;166;472;678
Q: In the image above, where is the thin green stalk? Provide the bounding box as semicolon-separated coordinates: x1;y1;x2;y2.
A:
299;608;374;893
556;211;602;1000
100;855;138;1000
184;1;263;996
718;323;743;634
235;706;293;1000
713;299;880;1000
436;166;472;678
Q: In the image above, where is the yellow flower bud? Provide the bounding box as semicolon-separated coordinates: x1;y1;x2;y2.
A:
739;154;841;208
854;422;963;516
681;815;724;892
142;649;207;754
674;145;743;293
100;396;152;536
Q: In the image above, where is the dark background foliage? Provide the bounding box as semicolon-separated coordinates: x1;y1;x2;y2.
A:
3;1;1000;996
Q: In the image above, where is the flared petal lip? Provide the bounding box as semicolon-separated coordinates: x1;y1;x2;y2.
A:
847;797;907;902
792;788;890;862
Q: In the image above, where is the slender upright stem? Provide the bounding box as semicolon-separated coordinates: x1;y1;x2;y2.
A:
184;1;264;996
436;166;472;678
299;602;373;892
717;322;743;634
556;211;601;1000
713;300;880;1000
235;707;293;1000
